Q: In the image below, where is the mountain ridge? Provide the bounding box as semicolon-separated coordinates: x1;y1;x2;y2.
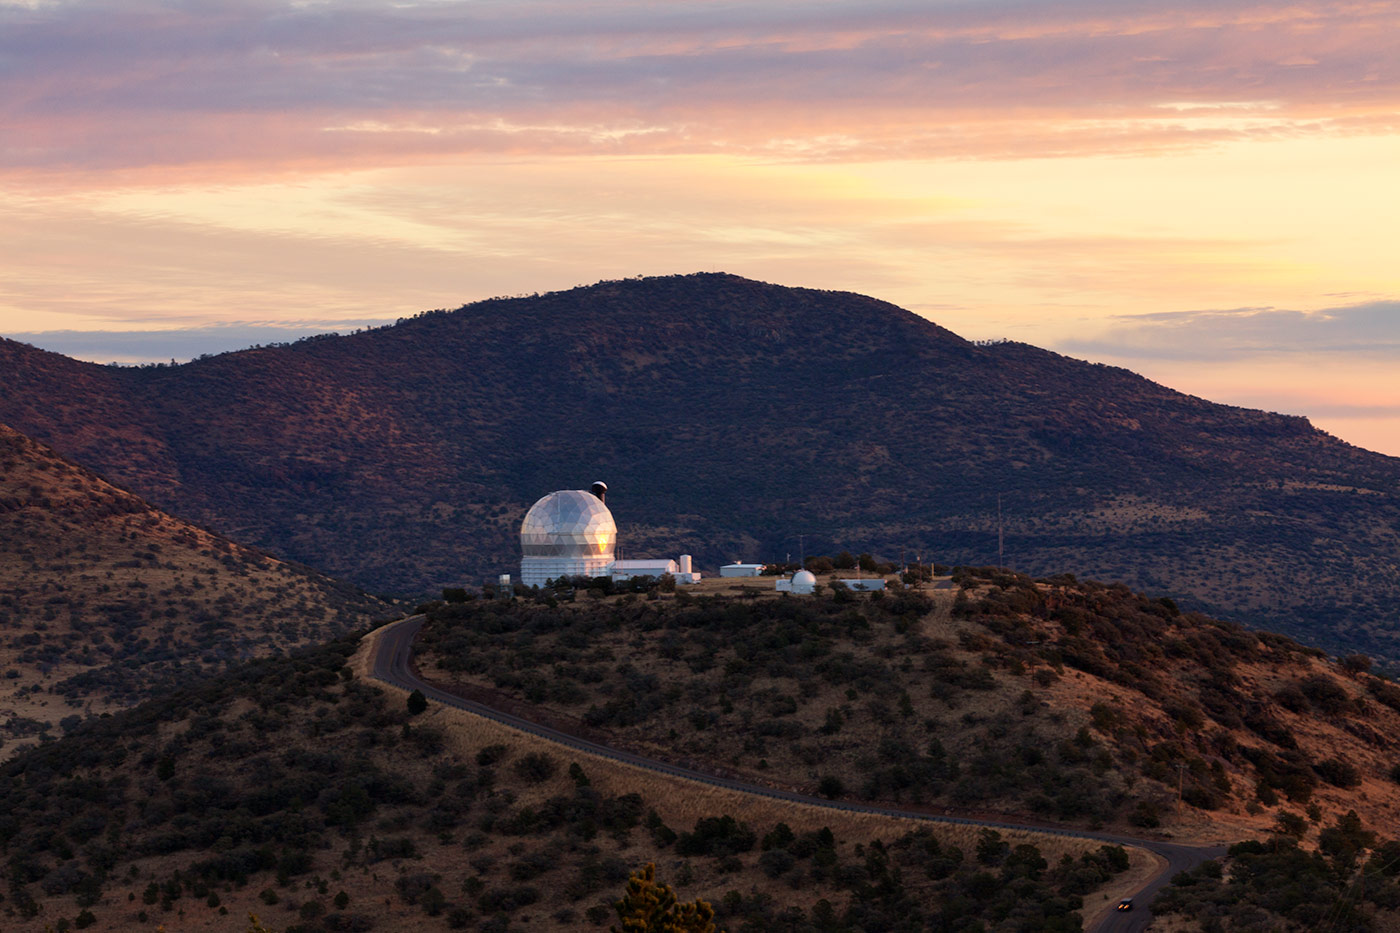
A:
2;272;1399;658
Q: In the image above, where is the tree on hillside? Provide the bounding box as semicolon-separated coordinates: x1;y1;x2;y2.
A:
611;863;719;933
406;689;428;715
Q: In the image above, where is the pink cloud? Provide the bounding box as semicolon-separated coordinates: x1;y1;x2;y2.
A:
1;0;1397;175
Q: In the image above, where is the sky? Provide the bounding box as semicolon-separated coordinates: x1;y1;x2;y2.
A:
3;0;1400;454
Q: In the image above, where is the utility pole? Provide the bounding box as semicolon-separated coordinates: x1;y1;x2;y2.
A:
997;495;1004;571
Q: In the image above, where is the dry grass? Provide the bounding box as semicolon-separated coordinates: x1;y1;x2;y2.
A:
0;425;393;760
347;621;1155;930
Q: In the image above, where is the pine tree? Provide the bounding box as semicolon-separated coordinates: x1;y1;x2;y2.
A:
611;863;718;933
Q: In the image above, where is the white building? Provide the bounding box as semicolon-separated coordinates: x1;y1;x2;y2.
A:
775;570;817;594
519;483;701;586
720;563;765;577
612;554;701;585
612;559;677;580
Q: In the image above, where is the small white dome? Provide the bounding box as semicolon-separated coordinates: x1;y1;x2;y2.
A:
520;490;616;559
792;570;817;586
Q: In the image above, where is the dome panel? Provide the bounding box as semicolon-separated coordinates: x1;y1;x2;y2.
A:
520;490;617;559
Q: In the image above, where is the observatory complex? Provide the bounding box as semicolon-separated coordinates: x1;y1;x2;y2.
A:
519;482;700;587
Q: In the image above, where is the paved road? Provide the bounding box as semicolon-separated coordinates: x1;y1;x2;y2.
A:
370;615;1228;931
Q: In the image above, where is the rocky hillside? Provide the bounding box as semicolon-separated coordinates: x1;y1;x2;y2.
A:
0;423;395;759
3;274;1400;657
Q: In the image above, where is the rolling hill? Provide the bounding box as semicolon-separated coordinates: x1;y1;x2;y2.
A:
2;273;1399;657
0;422;395;759
6;571;1400;932
0;630;1142;933
413;570;1400;845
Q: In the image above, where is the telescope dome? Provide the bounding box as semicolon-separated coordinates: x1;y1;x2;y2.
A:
520;490;616;559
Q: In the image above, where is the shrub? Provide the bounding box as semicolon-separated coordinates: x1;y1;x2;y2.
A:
758;849;795;878
477;745;508;766
675;816;756;857
1341;654;1372;675
1128;801;1161;828
1299;675;1351;715
512;752;557;784
1315;758;1362;788
477;884;540;912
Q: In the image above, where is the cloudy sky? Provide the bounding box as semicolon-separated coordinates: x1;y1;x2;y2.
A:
4;0;1399;452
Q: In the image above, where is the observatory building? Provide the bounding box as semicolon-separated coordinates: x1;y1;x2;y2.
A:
775;570;817;595
519;484;617;586
519;482;700;587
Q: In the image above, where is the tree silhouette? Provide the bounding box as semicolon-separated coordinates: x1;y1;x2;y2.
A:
406;688;428;715
611;863;718;933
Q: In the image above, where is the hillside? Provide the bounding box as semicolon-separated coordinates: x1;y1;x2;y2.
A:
3;273;1400;657
0;630;1143;932
413;571;1400;846
0;423;395;759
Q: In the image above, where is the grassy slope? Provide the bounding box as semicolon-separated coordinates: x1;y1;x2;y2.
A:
0;423;395;760
414;571;1400;846
0;628;1141;933
4;274;1400;658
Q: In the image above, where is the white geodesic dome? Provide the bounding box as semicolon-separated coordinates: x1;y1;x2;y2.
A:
520;490;616;560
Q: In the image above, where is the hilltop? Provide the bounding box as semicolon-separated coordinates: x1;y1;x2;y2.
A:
0;423;395;759
414;570;1400;843
3;273;1400;657
405;572;1400;930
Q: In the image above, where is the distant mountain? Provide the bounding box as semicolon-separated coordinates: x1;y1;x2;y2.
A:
2;273;1399;657
0;423;395;758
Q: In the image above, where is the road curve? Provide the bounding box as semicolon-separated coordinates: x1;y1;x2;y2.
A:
369;615;1227;932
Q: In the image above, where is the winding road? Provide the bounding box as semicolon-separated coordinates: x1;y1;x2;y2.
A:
369;615;1227;932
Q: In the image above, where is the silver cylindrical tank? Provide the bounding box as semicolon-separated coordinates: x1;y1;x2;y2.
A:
679;554;692;574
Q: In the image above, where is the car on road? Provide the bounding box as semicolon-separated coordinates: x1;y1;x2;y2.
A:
1116;898;1133;911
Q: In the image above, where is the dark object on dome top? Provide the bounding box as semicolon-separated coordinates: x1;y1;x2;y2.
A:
590;481;608;502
